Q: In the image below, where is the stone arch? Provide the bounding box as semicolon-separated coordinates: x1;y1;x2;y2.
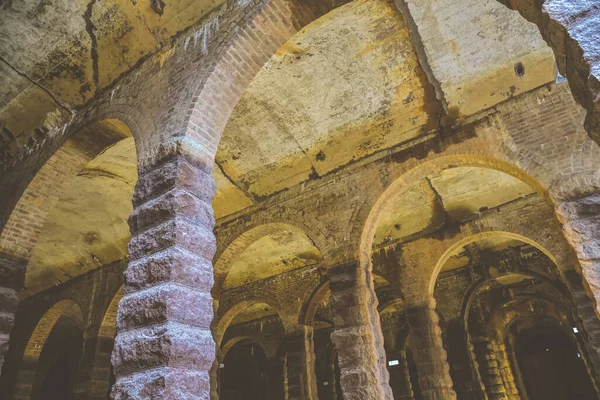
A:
461;271;567;329
169;0;349;170
379;298;405;315
13;299;84;399
213;221;326;298
479;295;596;398
488;297;572;342
220;336;254;362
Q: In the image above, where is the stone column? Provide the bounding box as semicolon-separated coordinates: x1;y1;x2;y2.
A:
0;254;26;374
472;336;508;400
405;299;457;400
281;329;318;400
493;340;520;400
559;194;600;316
327;262;393;400
267;356;285;400
391;350;414;400
74;331;115;400
110;155;217;399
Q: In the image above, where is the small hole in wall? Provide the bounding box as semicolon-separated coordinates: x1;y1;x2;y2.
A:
514;62;525;77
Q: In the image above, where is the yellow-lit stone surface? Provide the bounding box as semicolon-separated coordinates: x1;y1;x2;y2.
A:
216;0;436;202
224;229;323;289
374;167;535;246
24;138;137;296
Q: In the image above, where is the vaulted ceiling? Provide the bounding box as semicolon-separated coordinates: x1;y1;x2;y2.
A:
19;0;558;297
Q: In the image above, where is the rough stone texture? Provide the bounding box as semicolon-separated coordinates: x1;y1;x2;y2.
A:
327;262;393;399
111;155;218;399
498;0;600;144
1;0;600;397
406;299;457;400
472;337;509;400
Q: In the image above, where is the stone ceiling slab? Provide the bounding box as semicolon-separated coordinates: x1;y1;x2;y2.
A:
216;0;436;201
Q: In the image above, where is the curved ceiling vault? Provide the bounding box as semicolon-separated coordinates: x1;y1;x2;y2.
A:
23;137;137;296
212;0;555;220
224;229;323;289
374;166;536;248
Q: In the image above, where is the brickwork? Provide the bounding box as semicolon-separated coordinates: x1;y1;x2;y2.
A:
0;0;599;397
495;0;600;143
0;121;130;372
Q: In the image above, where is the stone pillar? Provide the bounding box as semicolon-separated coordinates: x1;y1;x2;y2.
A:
74;332;115;400
390;350;414;400
472;337;508;400
281;330;318;400
446;320;486;400
559;194;600;315
268;356;285;400
327;262;393;400
405;299;457;400
209;359;219;400
492;340;520;400
110;155;217;399
0;254;25;374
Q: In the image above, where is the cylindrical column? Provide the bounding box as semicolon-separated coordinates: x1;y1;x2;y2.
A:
390;350;414;400
110;155;217;399
282;330;318;400
267;356;285;400
492;340;520;400
472;336;508;400
405;299;457;400
327;262;393;400
76;334;116;400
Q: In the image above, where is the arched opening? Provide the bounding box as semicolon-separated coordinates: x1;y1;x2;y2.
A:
12;300;84;400
87;286;124;400
219;339;270;400
217;302;285;399
511;321;596;400
0;119;135;374
300;284;341;400
0;117;138;397
34;315;84;400
23;136;137;297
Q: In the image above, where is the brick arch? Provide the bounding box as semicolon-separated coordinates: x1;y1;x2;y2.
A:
215;298;282;347
494;295;600;394
82;285;124;400
151;0;351;174
0;115;141;371
495;0;600;144
13;299;84;399
71;99;155;168
298;279;330;326
463;272;567;330
213;221;327;299
358;155;551;277
432;231;568;298
99;286;124;340
219;336;254;362
488;297;571;342
379;298;405;315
